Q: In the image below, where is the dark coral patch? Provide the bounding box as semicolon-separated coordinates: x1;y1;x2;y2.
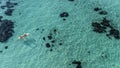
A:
1;5;6;9
92;17;120;40
109;28;120;39
92;22;106;33
100;18;111;27
4;8;14;16
6;1;18;8
0;19;14;42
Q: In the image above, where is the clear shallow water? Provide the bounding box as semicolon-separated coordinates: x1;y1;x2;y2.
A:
0;0;120;68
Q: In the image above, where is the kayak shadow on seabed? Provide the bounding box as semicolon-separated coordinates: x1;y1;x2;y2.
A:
22;38;38;48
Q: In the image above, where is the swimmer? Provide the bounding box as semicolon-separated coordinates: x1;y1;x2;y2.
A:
18;33;37;48
18;33;30;40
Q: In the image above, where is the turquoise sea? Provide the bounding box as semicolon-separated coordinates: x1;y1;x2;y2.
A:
0;0;120;68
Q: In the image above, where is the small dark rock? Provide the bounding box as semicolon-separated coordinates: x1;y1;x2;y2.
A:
50;49;53;51
19;13;21;15
63;18;66;21
68;0;74;1
45;43;51;48
0;51;3;53
72;60;81;65
5;46;8;49
99;11;108;15
101;52;108;58
52;44;54;47
53;29;57;33
43;37;45;41
94;7;102;11
13;3;18;5
88;51;90;54
36;28;39;31
48;35;52;40
69;64;71;65
60;12;69;17
51;40;55;43
72;60;82;68
59;43;63;45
